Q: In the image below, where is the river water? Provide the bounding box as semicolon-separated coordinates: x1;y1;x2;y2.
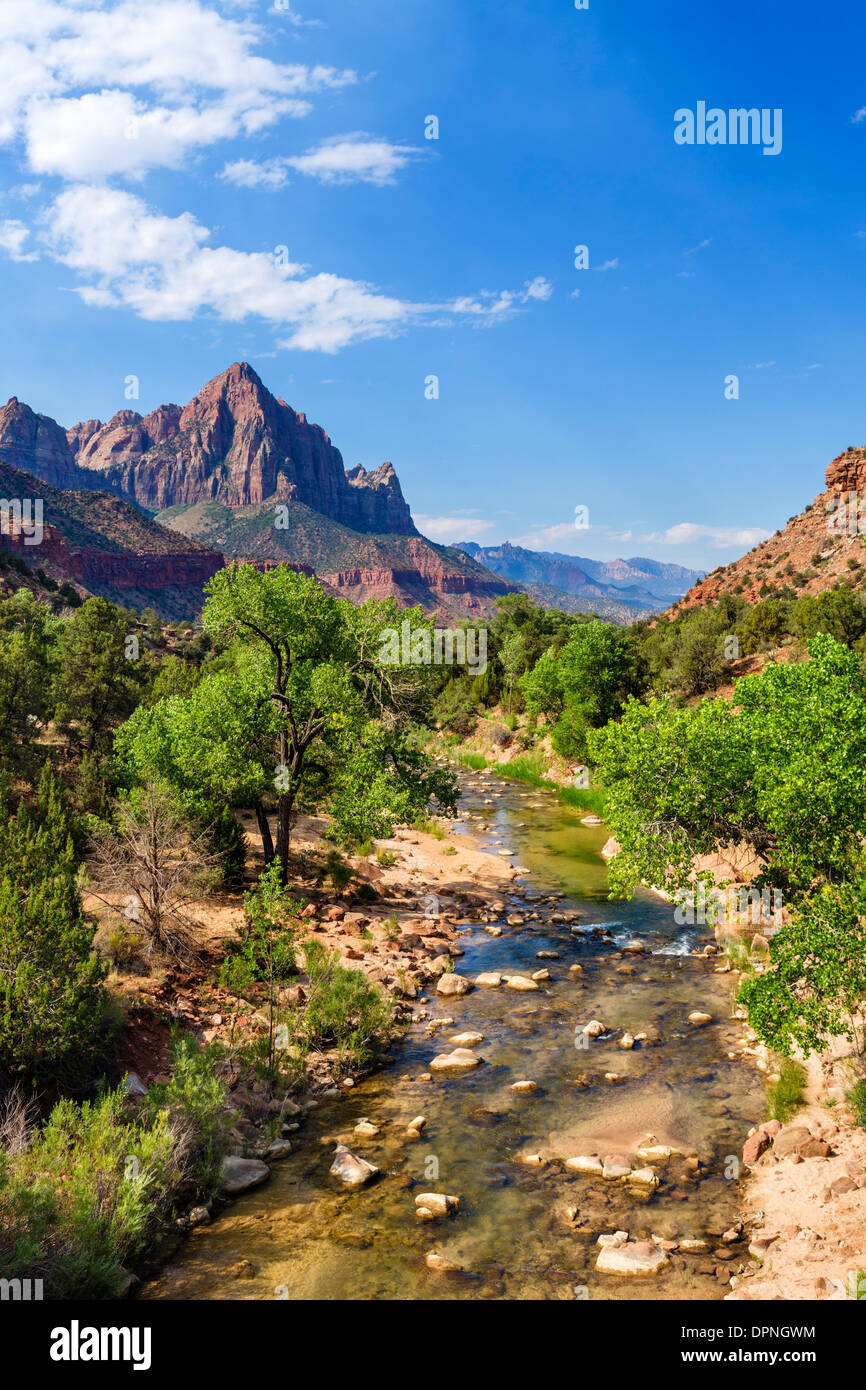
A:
141;769;764;1301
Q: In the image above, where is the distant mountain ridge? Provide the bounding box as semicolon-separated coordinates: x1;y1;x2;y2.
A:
457;541;703;614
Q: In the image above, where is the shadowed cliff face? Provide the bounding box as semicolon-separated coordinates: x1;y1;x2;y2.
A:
0;458;223;618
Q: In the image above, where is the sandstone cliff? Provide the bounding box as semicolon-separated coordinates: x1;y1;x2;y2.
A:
675;448;866;612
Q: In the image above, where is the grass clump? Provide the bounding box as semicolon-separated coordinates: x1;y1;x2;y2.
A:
766;1057;806;1123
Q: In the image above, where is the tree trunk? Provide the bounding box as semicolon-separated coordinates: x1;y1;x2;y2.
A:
254;802;275;865
275;790;292;884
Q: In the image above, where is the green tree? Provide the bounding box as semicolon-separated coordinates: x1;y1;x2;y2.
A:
53;597;144;752
0;590;58;771
0;768;107;1086
588;635;866;1054
115;565;456;879
792;585;866;647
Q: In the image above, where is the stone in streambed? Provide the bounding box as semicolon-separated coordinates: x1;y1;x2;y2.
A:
437;973;473;997
475;972;502;987
220;1156;270;1196
450;1031;484;1047
596;1240;670;1277
505;975;539;991
414;1192;459;1218
565;1154;604;1177
329;1144;379;1188
429;1048;483;1073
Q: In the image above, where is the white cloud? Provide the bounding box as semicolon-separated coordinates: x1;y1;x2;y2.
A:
221;134;426;189
30;184;544;353
221;156;290;188
510;522;587;551
641;522;770;549
415;514;497;544
285;133;424;185
0;218;38;261
750;360;776;369
852;107;866;123
683;238;711;255
0;0;356;179
569;288;580;299
593;257;619;271
522;275;553;301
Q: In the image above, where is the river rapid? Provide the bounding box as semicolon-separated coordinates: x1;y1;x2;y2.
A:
141;767;765;1301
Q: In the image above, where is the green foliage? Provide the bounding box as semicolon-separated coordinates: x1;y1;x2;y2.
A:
739;883;866;1056
591;636;866;1055
297;939;395;1073
765;1057;806;1121
0;590;58;772
117;565;456;879
0;1039;229;1298
739;598;789;654
144;1035;231;1195
589;635;866;906
219;863;300;1080
0;768;107;1087
792;585;866;647
54;597;145;752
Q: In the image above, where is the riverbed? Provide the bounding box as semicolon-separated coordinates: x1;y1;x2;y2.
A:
141;768;765;1301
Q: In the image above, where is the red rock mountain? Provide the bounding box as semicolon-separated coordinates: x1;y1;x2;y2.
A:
674;447;866;611
51;362;414;533
0;363;516;617
0;458;223;618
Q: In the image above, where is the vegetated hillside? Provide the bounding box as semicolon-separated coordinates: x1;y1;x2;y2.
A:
457;540;702;612
674;448;866;612
157;497;518;618
0;458;223;618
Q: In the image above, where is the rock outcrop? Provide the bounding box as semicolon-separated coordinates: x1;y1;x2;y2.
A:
674;447;866;612
60;362;417;533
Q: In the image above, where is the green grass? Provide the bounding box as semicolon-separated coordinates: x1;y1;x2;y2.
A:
844;1074;866;1131
556;784;609;816
454;749;487;770
766;1057;807;1123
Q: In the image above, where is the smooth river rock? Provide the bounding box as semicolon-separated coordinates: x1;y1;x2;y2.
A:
220;1156;270;1196
437;973;473;997
596;1240;670;1277
329;1144;379;1188
429;1047;483;1073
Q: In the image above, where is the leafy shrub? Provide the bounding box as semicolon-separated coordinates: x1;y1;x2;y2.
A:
298;939;395;1073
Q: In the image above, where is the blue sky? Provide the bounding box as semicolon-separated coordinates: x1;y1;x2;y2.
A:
2;0;866;568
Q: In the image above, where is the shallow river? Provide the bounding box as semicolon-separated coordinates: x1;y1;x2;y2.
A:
142;770;765;1301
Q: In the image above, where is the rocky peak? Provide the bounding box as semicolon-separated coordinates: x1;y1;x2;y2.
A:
825;446;866;494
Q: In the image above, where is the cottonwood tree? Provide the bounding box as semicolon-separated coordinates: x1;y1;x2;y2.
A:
588;635;866;1053
115;564;456;881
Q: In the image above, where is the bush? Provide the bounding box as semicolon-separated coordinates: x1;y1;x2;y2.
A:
144;1035;231;1196
766;1057;806;1122
298;939;396;1073
0;1038;230;1298
0;1087;177;1297
0;770;107;1088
